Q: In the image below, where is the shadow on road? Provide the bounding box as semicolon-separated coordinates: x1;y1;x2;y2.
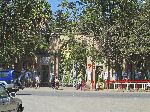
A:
16;93;32;96
57;88;63;90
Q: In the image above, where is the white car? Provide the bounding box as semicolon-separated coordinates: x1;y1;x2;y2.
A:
0;84;24;112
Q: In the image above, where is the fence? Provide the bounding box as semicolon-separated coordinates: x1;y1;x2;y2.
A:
105;80;150;91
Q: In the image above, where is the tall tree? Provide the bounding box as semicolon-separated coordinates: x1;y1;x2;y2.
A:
0;0;52;65
65;0;150;79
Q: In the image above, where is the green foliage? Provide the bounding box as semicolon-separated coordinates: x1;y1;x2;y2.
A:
75;0;149;67
54;0;79;33
97;77;103;83
0;0;52;63
57;0;150;79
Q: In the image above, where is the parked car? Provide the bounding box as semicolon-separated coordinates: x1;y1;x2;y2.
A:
0;83;24;112
0;70;25;92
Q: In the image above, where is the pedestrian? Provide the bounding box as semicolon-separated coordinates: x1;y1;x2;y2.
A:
96;82;100;91
72;69;77;87
51;75;55;89
77;71;82;90
35;75;40;89
55;76;59;89
29;77;33;88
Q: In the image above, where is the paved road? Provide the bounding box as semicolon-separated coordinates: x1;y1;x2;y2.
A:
16;87;150;112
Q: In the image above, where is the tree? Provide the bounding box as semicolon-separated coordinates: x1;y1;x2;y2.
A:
64;0;150;79
0;0;52;66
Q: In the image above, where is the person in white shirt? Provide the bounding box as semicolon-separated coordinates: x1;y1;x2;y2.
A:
55;76;59;89
35;75;40;89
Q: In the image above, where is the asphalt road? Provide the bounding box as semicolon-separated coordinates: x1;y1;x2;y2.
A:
16;87;150;112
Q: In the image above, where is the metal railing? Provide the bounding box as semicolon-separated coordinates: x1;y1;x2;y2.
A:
105;80;150;91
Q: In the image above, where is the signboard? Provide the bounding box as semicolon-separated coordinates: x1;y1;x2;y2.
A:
88;64;92;68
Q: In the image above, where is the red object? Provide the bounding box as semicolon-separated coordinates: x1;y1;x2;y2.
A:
92;80;94;89
136;81;138;92
106;80;150;91
108;80;150;83
82;80;85;89
105;80;109;92
88;64;92;68
91;80;94;83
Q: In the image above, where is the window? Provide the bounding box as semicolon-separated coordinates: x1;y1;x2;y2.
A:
0;72;8;78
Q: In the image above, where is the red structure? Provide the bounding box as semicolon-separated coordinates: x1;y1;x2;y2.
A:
105;80;150;92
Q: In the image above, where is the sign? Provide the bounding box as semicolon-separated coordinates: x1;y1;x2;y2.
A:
88;64;92;68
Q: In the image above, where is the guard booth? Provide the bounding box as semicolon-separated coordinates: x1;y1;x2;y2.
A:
87;57;104;89
38;56;51;86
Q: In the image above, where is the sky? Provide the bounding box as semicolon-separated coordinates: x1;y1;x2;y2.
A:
47;0;147;11
47;0;75;12
47;0;61;11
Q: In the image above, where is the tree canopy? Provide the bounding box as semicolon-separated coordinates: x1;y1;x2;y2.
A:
57;0;150;79
0;0;52;64
0;0;149;78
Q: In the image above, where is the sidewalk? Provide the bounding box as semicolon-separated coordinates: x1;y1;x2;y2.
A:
21;86;115;93
20;86;150;93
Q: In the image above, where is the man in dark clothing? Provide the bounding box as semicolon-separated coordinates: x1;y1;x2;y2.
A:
51;75;55;89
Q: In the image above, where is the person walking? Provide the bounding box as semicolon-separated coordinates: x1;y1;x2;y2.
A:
29;77;33;88
55;76;59;90
35;75;40;89
51;75;55;89
77;71;82;90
